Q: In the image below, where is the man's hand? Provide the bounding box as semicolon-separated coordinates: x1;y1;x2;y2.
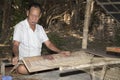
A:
58;51;71;56
43;55;54;60
12;56;19;65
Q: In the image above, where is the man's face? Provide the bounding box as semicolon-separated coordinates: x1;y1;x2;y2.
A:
27;7;41;26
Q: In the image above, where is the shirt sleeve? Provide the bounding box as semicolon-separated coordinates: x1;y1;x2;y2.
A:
13;24;22;42
40;26;49;43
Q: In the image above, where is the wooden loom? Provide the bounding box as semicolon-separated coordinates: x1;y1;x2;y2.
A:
1;51;119;80
22;51;93;72
22;51;120;80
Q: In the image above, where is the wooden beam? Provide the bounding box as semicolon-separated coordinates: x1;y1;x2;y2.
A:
59;58;120;71
108;12;120;14
98;2;120;5
106;47;120;53
82;0;94;49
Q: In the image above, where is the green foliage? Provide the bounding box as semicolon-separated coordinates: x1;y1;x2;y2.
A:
11;0;29;26
47;32;66;49
41;32;66;54
0;11;3;37
114;27;120;46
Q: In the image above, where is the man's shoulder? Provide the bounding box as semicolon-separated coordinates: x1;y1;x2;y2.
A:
36;24;44;29
36;24;43;27
14;19;26;28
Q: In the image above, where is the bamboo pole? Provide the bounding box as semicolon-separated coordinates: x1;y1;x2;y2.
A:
82;0;94;49
59;59;120;71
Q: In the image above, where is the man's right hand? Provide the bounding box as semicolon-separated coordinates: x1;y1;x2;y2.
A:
12;56;19;65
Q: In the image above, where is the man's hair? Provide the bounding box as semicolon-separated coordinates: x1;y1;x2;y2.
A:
28;2;41;11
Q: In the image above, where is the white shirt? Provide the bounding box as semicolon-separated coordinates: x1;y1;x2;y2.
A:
13;19;49;60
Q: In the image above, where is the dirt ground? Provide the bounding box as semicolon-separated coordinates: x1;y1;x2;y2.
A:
12;69;92;80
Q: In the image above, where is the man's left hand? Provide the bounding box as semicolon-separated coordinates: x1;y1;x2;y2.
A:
43;55;54;60
58;51;71;56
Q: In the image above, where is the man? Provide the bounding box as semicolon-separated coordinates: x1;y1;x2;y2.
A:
12;3;70;74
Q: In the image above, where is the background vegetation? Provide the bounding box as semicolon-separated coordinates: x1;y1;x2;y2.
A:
0;0;120;56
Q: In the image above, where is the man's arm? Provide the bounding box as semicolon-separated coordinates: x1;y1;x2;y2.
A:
44;40;70;55
12;40;20;65
44;40;61;53
13;40;20;56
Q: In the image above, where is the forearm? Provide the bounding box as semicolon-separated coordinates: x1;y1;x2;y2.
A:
48;43;61;53
45;40;61;53
45;40;71;56
13;45;19;57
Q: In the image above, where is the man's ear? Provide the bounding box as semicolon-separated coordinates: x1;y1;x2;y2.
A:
26;10;29;16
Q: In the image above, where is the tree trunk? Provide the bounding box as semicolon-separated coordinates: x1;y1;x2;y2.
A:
0;0;12;43
82;0;94;49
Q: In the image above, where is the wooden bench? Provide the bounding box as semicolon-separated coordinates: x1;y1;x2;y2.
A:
1;59;22;76
106;47;120;53
1;59;13;76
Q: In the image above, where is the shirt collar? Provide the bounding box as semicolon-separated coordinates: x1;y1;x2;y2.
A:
24;19;30;29
24;18;39;32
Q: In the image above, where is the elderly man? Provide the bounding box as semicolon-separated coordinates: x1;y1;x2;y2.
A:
12;2;70;74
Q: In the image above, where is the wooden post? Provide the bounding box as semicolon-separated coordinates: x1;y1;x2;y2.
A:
82;0;94;49
100;65;107;80
1;62;5;76
90;66;96;80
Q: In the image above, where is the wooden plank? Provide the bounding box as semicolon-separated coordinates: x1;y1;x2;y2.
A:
106;47;120;53
22;51;93;72
100;65;107;80
59;58;120;71
1;62;5;76
85;49;105;57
